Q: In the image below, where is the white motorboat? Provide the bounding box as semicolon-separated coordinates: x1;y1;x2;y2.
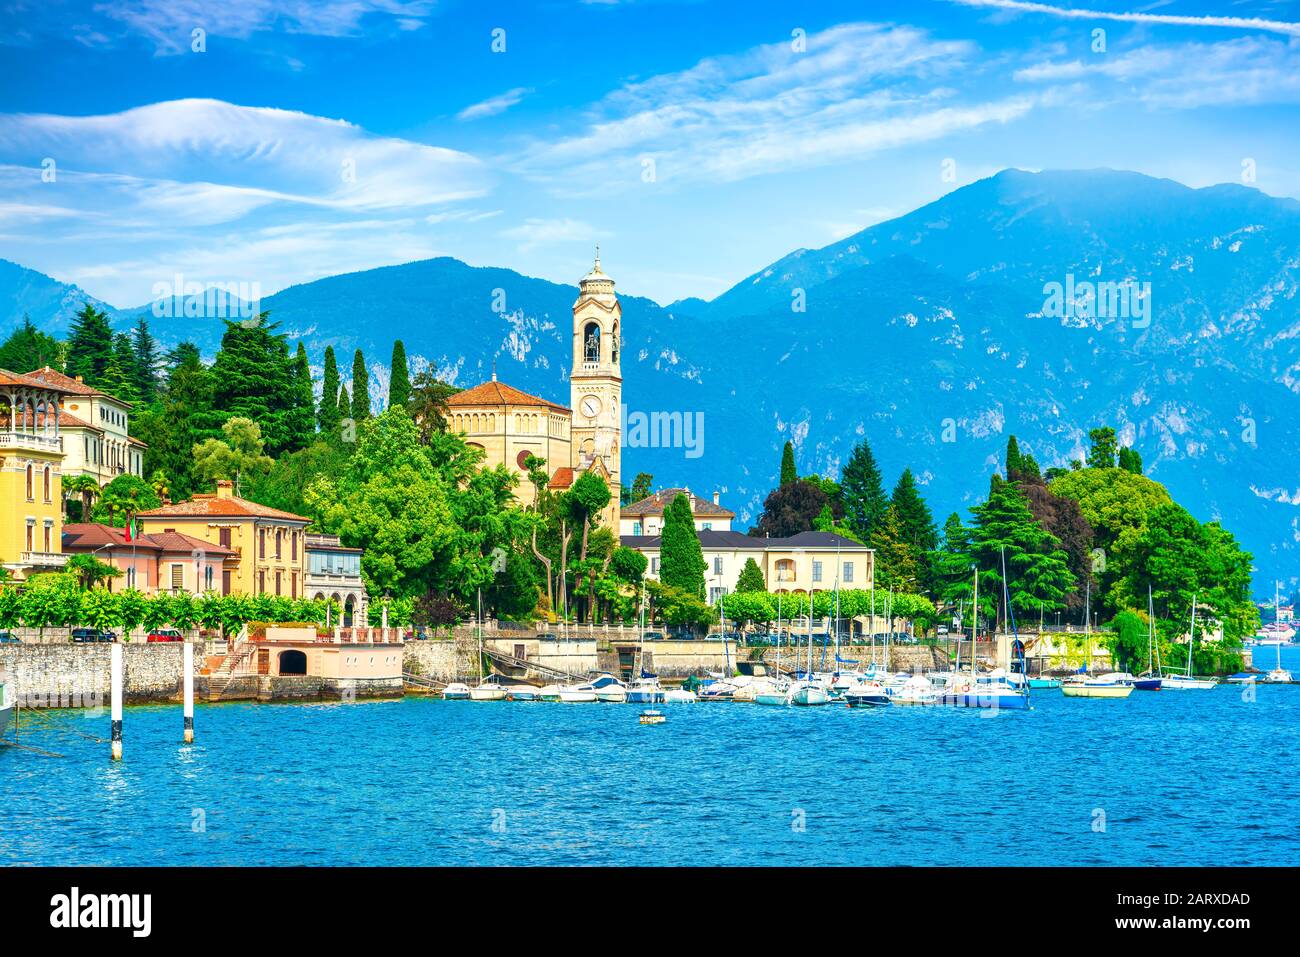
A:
790;680;832;706
1060;675;1134;698
557;685;598;703
754;688;791;706
580;673;628;702
626;674;665;704
0;663;11;737
469;679;508;701
663;687;698;703
442;682;471;700
507;686;540;701
891;674;938;706
1163;595;1217;690
843;680;891;707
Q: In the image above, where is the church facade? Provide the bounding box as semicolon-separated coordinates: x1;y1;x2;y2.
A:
446;254;623;528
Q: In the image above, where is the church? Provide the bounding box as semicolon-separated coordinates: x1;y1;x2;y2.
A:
446;253;623;528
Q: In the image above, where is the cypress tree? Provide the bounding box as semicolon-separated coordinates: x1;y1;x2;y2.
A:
336;383;350;428
102;332;138;402
388;340;411;410
1006;435;1023;477
130;317;160;404
660;493;706;598
1118;446;1143;475
889;468;938;590
780;441;797;487
351;349;370;422
65;302;114;386
735;557;766;593
840;438;888;540
286;343;315;449
319;346;341;434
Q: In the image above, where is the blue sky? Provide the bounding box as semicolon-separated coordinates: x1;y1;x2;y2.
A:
1;0;1299;306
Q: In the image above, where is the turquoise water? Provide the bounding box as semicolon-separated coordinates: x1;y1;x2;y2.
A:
4;647;1299;866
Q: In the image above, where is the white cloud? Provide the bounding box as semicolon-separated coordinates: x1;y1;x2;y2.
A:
511;23;1036;194
93;0;438;53
501;218;605;252
1014;36;1300;108
457;88;533;121
946;0;1300;38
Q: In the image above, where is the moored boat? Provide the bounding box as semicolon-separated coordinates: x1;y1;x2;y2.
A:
442;682;471;700
790;680;832;706
0;663;11;737
843;681;891;707
626;673;665;704
1060;676;1134;698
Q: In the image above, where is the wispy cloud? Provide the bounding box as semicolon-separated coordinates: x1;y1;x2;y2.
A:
1014;36;1300;108
501;218;605;252
92;0;438;53
946;0;1300;39
457;88;533;121
513;23;1033;194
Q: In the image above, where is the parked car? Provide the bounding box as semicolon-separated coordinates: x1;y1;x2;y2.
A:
146;629;184;643
0;630;20;644
71;628;115;643
642;631;665;641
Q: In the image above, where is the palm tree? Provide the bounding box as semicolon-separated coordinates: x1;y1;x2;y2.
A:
63;474;101;523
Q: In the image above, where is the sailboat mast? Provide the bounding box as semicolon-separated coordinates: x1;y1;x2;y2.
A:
1188;594;1197;678
971;565;979;674
1277;581;1284;671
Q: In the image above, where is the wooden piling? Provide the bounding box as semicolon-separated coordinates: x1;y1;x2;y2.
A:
110;641;123;761
183;641;195;744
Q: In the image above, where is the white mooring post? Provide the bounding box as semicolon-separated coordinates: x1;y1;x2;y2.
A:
110;641;123;761
183;641;195;743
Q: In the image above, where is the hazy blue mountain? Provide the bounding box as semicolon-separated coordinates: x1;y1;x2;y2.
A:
0;259;121;338
5;169;1299;590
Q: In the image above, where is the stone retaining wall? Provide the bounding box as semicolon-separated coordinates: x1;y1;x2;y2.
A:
0;641;201;707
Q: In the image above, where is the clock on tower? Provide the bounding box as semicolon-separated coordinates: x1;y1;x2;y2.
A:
570;249;622;518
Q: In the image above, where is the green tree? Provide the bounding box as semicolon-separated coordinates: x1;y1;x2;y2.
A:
130;317;160;403
660;493;706;598
872;505;920;592
967;476;1075;618
1118;445;1143;475
192;416;276;488
407;371;458;442
101;332;138;402
133;342;214;500
780;441;797;487
93;474;162;528
62;474;101;523
350;348;370;422
0;314;62;371
840;438;888;541
209;314;300;455
388;340;411;410
1087;426;1119;469
64;303;114;387
622;471;654;506
285;342;316;450
752;478;826;537
735;557;765;593
319;346;342;435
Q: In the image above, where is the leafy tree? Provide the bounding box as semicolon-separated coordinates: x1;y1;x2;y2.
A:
63;474;101;523
407;371;459;442
246;440;350;519
779;440;797;487
888;468;937;588
388;340;411;409
66;553;122;589
350;348;370;422
871;505;920;592
0;314;62;371
735;557;766;593
1086;426;1119;469
64;303;114;387
840;438;888;541
813;503;864;543
660;493;706;598
609;546;648;584
967;476;1075;619
647;579;716;630
336;383;350;432
752;478;826;538
319;346;342;435
192;416;275;488
101;332;139;402
93;474;162;528
134;342;213;499
622;471;654;506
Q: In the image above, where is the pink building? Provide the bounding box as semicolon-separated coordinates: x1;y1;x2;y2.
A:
63;522;237;595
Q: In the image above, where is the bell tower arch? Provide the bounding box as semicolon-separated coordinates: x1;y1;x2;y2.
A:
570;248;622;515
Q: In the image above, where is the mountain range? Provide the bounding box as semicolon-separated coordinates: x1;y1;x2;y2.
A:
4;168;1299;593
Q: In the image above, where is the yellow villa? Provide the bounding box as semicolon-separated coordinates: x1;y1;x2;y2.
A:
0;368;72;579
446;253;623;528
136;480;310;597
24;365;146;483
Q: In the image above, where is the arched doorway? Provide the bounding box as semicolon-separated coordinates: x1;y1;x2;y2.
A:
343;595;355;627
278;650;307;675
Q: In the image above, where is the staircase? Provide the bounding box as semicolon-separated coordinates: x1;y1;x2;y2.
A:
205;637;258;702
481;647;586;683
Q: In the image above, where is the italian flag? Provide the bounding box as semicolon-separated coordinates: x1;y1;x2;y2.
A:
124;514;135;543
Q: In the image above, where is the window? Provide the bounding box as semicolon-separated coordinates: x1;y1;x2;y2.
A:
259;528;266;559
25;464;33;501
632;522;642;535
219;527;232;548
127;567;136;588
702;522;713;530
257;570;265;594
291;531;298;561
713;555;723;575
812;560;823;583
651;557;660;574
25;521;34;552
170;563;184;592
275;529;282;560
275;571;282;596
844;561;854;583
204;566;213;591
43;523;51;552
291;572;297;599
42;466;51;503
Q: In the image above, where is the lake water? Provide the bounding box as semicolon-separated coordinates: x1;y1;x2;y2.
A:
4;646;1298;866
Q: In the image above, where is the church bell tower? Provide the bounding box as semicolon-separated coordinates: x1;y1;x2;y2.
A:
570;248;622;515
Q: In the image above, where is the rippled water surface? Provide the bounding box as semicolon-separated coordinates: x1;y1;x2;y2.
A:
4;648;1298;866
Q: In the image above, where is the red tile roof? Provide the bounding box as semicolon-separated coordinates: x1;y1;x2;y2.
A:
137;491;311;523
621;487;734;518
548;466;575;489
446;379;569;413
25;366;133;407
62;523;236;556
0;367;78;392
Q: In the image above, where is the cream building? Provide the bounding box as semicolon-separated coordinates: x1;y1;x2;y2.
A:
0;368;72;579
24;366;145;483
624;529;875;605
447;253;623;528
620;487;734;536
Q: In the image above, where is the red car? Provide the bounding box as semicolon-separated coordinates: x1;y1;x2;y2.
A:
146;629;184;643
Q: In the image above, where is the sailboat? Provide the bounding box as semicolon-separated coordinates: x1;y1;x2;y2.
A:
469;588;507;700
628;580;666;705
1263;582;1294;683
1130;585;1163;690
755;592;792;706
1160;594;1217;690
790;592;831;706
939;563;1030;709
1062;584;1132;698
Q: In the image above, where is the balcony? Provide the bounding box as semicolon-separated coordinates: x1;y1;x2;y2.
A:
0;431;62;453
22;551;68;568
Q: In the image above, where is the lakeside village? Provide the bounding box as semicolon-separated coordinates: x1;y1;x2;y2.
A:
0;255;1292;733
